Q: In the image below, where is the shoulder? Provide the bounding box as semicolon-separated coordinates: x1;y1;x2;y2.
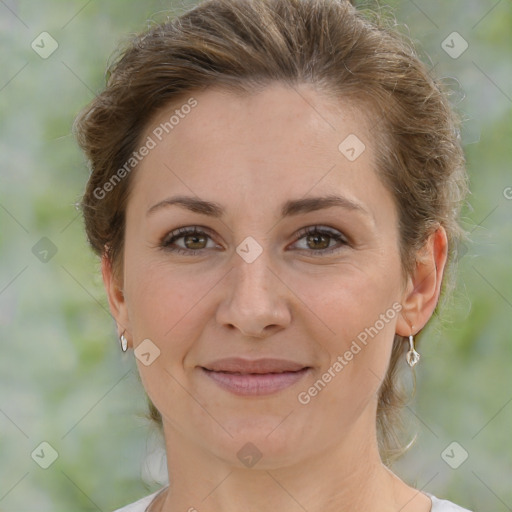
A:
112;488;164;512
111;489;474;512
427;493;474;512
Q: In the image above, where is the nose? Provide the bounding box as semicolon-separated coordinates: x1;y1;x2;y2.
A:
215;247;291;339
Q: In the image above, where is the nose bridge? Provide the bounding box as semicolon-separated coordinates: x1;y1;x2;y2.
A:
232;239;276;307
217;236;289;337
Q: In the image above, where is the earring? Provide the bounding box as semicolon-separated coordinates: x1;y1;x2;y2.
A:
120;331;128;352
406;334;420;367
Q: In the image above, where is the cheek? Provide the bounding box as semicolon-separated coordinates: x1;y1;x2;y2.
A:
125;262;201;420
124;251;192;339
297;262;401;397
301;262;401;341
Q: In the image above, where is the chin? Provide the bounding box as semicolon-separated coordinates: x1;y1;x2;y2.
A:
202;415;318;469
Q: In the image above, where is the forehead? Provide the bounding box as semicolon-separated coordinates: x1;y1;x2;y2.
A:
141;82;373;157
128;83;393;226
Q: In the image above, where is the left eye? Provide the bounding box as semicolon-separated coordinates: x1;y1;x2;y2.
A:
292;226;348;254
160;226;348;256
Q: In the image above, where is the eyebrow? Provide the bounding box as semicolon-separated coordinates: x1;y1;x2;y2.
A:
146;194;372;220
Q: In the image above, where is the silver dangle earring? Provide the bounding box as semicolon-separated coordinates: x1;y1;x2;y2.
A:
406;334;420;367
120;331;128;352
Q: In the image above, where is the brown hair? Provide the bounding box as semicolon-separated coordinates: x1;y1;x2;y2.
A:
73;0;469;464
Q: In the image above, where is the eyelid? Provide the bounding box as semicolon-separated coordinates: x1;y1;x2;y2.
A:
293;225;348;243
160;225;214;243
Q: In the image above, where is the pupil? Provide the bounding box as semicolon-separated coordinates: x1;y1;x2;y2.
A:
187;235;204;248
309;234;327;249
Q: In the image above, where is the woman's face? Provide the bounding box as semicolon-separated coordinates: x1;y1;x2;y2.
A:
108;83;417;468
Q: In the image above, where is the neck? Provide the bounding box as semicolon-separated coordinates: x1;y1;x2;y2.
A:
153;410;429;512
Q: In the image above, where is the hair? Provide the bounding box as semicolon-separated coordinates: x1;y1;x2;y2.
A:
73;0;469;464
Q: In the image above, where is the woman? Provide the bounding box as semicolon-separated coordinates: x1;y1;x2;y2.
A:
73;0;472;510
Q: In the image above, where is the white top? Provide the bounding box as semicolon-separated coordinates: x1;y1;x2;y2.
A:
112;488;474;512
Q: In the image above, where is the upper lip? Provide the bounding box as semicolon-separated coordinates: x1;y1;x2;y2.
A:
201;358;309;374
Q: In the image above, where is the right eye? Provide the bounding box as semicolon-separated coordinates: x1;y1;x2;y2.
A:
160;226;218;256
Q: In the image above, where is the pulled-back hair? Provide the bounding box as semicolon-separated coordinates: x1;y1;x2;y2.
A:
74;0;469;464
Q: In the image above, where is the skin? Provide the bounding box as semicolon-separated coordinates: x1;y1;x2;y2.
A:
102;83;447;512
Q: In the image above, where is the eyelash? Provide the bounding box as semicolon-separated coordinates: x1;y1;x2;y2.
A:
159;225;349;257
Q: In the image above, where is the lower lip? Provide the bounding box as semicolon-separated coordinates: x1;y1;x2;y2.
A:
200;367;310;396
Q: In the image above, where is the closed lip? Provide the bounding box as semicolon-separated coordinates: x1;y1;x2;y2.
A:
200;357;309;374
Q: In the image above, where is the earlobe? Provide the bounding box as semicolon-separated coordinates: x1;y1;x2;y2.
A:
101;252;130;339
395;226;448;337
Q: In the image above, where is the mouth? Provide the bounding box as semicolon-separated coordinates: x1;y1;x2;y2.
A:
199;358;311;396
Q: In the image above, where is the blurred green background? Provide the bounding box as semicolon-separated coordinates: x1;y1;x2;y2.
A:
0;1;510;511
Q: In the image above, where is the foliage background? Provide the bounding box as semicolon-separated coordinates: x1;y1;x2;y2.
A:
0;1;510;511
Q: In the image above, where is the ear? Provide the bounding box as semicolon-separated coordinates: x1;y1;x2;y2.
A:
101;251;131;349
395;225;448;337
